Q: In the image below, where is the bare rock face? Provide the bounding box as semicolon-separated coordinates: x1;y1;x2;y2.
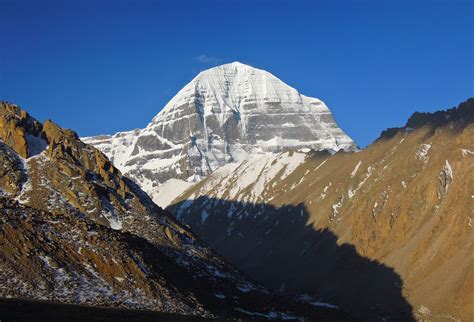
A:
0;101;353;320
168;98;474;321
0;142;25;195
83;62;357;207
0;102;43;158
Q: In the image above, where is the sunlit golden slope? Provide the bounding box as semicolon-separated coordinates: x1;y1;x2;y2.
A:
169;98;474;321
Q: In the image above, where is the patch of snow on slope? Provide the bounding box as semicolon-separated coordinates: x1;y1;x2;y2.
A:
357;166;373;189
14;159;31;204
247;152;306;200
107;217;123;230
320;182;331;199
331;195;344;220
444;160;453;181
351;160;362;177
214;293;225;299
347;188;356;199
235;308;304;321
209;152;307;202
100;196;123;230
151;178;194;208
26;134;48;157
418;305;431;316
416;144;431;163
440;160;454;194
297;294;338;309
347;166;373;199
315;159;327;171
200;209;210;224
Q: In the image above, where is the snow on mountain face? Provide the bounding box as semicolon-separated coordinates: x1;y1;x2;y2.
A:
83;62;357;206
172;151;310;212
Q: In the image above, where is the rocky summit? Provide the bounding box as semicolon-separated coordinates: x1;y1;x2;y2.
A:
0;101;354;320
83;62;357;207
168;98;474;321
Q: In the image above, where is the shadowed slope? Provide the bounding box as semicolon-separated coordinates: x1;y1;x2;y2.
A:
170;198;414;321
0;298;208;322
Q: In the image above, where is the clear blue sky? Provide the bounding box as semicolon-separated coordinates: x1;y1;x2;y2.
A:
0;0;472;147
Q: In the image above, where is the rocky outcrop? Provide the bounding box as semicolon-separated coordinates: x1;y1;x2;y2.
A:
405;98;474;129
0;142;25;195
0;104;158;231
0;102;43;158
379;98;474;141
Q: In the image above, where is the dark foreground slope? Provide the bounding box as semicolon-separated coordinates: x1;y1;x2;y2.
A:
0;298;207;322
169;98;474;321
0;101;353;320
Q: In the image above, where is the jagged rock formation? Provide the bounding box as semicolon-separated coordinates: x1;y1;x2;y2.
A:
168;98;474;321
83;62;357;207
0;103;43;158
0;101;353;320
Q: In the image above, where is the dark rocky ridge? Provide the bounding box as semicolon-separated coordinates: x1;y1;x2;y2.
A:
379;98;474;140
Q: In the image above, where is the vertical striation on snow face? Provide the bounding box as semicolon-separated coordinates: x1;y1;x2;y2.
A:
83;62;357;206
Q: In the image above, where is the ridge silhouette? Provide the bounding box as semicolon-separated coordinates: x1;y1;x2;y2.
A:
169;197;415;321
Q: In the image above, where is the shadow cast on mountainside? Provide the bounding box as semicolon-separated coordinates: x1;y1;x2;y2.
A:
168;197;415;321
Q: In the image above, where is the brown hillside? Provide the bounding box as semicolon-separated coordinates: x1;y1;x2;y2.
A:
169;98;474;321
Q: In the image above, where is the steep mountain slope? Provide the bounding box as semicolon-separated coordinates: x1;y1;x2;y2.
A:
83;62;356;207
0;101;353;320
168;98;474;321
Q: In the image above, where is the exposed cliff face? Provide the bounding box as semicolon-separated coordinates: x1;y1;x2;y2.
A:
0;141;25;195
0;102;44;158
168;98;474;321
0;101;353;320
83;62;357;207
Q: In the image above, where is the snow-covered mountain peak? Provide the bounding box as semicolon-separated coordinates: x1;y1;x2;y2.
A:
196;61;261;76
150;62;324;126
84;63;357;207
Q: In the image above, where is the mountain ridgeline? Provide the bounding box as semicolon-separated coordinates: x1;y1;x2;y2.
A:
168;98;474;321
0;101;354;320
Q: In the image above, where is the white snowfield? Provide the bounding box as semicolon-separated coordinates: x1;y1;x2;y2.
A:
83;62;357;207
186;151;307;205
